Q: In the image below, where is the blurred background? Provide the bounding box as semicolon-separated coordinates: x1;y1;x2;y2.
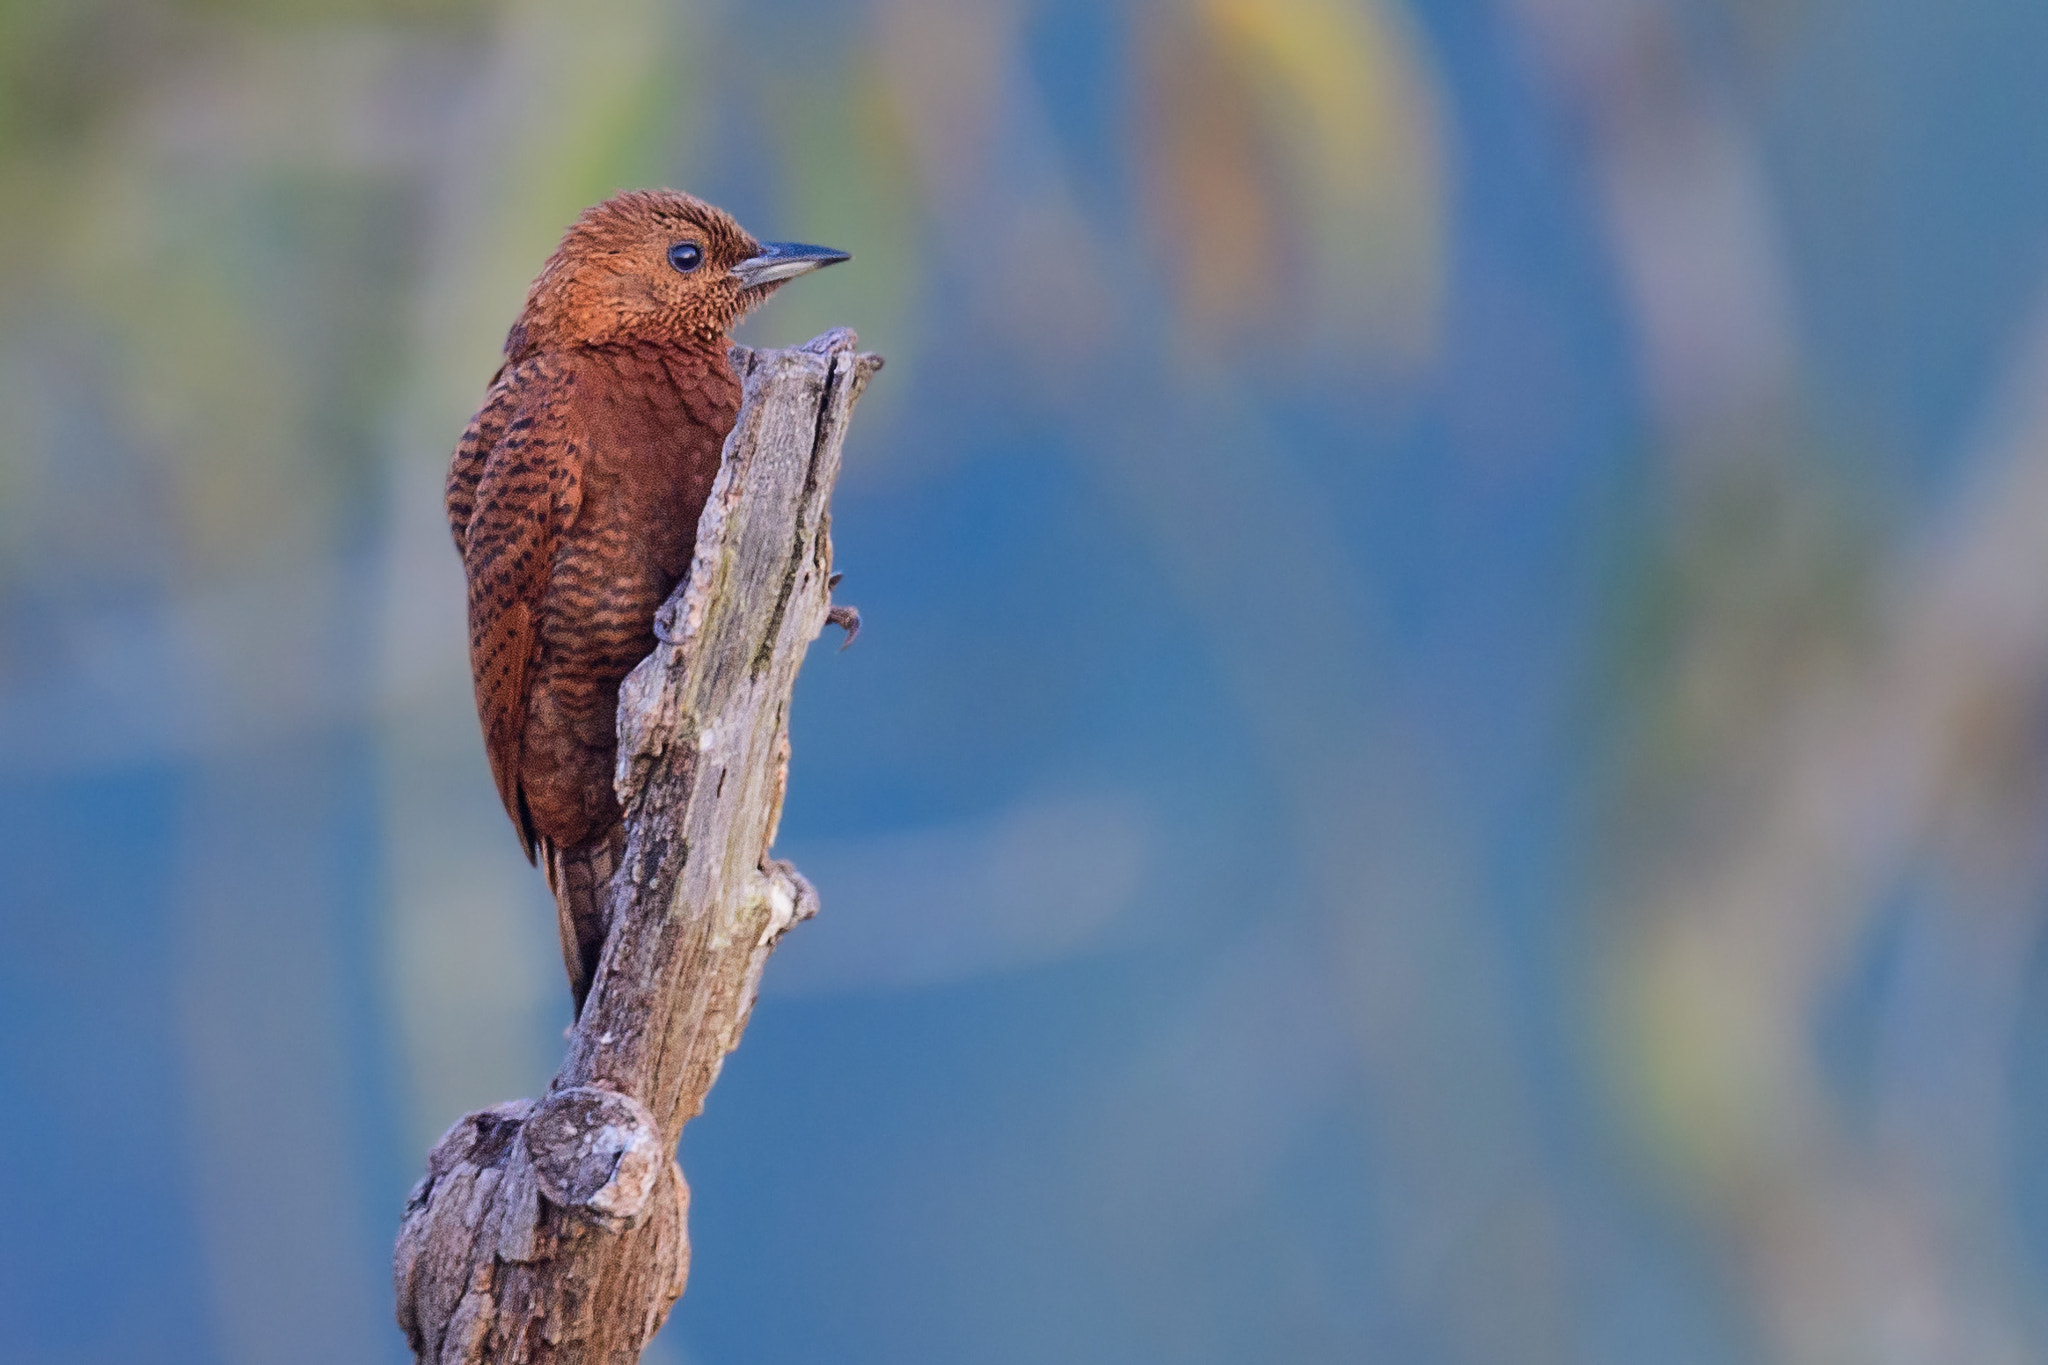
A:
6;0;2048;1361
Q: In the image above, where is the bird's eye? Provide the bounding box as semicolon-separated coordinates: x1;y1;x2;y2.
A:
667;242;704;273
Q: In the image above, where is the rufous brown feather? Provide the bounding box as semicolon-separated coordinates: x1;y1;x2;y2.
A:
447;189;848;1015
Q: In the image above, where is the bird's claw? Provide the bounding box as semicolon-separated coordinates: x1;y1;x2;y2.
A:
827;603;861;650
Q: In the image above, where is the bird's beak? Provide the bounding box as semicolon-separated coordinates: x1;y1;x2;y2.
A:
732;241;851;289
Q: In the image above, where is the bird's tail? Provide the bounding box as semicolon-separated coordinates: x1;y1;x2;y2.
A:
541;821;626;1018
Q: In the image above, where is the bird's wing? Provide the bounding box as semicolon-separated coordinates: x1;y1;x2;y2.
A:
457;355;585;859
445;361;518;551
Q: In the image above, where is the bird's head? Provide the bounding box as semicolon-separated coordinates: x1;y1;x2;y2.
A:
508;189;848;356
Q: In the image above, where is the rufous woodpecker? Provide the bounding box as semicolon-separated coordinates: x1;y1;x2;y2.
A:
447;189;849;1015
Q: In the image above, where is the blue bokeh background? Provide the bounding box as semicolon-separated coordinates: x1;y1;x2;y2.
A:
8;2;2048;1361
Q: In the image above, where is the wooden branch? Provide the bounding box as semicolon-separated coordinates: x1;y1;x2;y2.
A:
395;328;881;1365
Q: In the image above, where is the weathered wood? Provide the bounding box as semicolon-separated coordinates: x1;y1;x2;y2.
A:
396;328;880;1364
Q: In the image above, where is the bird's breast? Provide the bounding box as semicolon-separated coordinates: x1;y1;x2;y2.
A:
576;345;740;577
533;345;739;686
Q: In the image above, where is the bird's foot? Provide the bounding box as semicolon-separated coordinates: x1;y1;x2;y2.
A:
827;604;861;650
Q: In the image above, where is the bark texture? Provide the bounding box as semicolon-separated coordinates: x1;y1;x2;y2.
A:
396;328;881;1364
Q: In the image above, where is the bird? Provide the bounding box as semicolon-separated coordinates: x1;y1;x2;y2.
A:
446;189;849;1017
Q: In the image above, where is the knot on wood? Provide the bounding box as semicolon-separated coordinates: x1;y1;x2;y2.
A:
394;1097;689;1365
524;1087;664;1231
758;860;820;946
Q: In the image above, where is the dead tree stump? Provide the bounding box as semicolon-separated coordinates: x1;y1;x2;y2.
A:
395;328;881;1364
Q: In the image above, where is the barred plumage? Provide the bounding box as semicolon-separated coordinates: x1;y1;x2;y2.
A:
448;190;846;1014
